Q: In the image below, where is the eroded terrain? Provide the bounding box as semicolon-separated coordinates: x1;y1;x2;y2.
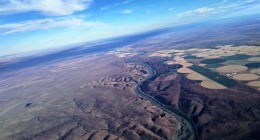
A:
0;54;179;140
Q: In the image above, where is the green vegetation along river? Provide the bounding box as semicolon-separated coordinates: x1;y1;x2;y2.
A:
134;63;198;140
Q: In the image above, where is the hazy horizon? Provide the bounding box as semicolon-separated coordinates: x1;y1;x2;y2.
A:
0;0;259;57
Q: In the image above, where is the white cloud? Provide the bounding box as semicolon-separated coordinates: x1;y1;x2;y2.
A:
177;0;259;18
101;0;132;11
0;0;93;16
177;7;215;17
176;10;193;17
121;9;134;14
0;16;105;34
114;0;132;6
217;4;239;9
194;7;214;13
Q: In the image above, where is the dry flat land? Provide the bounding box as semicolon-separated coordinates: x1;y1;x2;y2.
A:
0;54;179;140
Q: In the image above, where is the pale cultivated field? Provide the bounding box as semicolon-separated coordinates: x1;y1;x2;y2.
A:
216;65;248;73
247;81;260;87
150;45;260;89
149;49;185;57
177;67;227;89
178;62;193;67
187;73;208;81
150;45;260;60
171;56;195;67
250;68;260;75
224;60;249;65
203;55;220;58
177;67;193;74
201;80;227;89
174;52;185;56
233;74;259;81
248;57;260;62
173;56;187;63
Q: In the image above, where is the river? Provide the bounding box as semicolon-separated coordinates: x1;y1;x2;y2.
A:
134;62;198;140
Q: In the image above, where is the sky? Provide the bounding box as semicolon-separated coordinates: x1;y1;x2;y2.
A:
0;0;259;57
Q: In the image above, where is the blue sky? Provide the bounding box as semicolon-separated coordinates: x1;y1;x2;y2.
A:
0;0;259;57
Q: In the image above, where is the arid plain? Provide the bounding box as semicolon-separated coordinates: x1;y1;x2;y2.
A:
0;54;180;140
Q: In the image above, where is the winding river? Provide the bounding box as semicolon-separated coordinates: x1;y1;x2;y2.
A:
134;63;198;140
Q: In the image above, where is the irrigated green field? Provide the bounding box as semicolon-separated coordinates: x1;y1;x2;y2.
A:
200;58;226;64
188;65;238;87
204;64;223;68
226;54;251;60
246;63;260;68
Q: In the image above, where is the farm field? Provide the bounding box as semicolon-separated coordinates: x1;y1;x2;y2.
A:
149;45;260;91
141;43;260;139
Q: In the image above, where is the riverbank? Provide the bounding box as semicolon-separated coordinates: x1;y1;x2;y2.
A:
134;62;198;140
